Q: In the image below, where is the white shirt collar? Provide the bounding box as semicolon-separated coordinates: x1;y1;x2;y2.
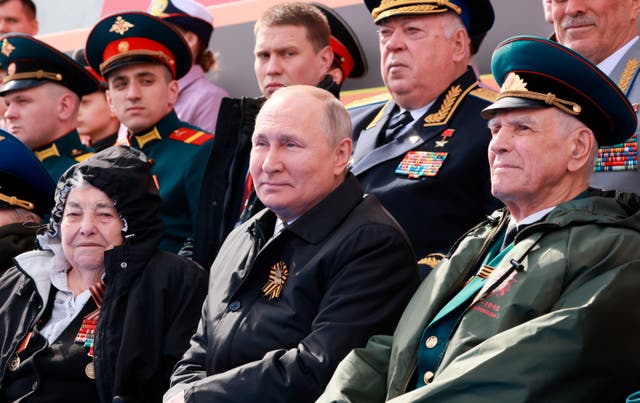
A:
509;206;556;229
598;36;639;76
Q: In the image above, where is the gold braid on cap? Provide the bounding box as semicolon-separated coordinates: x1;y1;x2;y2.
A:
3;70;62;84
498;73;582;116
372;0;461;22
0;192;34;210
99;50;174;76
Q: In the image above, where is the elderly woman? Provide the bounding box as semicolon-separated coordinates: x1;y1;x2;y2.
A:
0;146;207;402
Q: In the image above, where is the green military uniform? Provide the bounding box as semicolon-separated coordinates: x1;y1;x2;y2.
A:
85;12;211;254
0;34;99;181
318;35;640;402
129;110;213;254
33;130;92;181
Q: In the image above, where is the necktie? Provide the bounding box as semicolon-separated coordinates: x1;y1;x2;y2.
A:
501;224;518;250
383;110;413;144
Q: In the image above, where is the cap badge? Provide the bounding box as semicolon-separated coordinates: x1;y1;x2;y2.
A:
499;72;582;116
262;261;289;300
109;16;135;36
149;0;169;15
501;72;528;92
1;39;15;57
118;41;130;53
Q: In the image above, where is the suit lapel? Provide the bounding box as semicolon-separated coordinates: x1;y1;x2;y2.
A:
351;72;478;177
350;100;394;166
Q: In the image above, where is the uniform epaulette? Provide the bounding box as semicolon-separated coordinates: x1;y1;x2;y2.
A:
417;253;445;269
470;86;498;103
74;152;93;163
169;127;214;146
346;92;392;110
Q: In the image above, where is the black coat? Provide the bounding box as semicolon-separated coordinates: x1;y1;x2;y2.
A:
349;67;502;265
168;174;419;403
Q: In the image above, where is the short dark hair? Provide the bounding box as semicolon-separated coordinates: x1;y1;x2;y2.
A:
0;0;36;20
254;2;330;52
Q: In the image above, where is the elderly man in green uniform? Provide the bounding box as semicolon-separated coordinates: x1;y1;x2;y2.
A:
85;11;214;255
0;34;98;181
318;36;640;402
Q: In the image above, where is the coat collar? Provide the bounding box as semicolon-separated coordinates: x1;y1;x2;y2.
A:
608;37;640;95
129;110;180;149
34;130;91;162
252;173;364;245
351;67;479;176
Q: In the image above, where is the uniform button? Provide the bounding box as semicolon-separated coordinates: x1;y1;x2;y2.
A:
423;371;434;384
425;336;438;349
228;301;241;311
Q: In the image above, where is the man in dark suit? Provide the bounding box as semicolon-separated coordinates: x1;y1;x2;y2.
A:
349;0;502;275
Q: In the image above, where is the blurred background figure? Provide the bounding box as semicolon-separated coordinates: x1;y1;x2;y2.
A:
72;48;119;151
0;130;54;273
312;2;367;87
149;0;229;133
0;146;207;402
542;0;553;24
0;0;38;129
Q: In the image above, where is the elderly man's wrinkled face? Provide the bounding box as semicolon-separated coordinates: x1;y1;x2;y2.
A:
254;24;332;99
552;0;640;64
377;14;464;109
61;184;123;272
487;108;577;209
250;91;347;222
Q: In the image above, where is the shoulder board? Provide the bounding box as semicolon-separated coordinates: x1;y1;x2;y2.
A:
346;92;392;110
169;127;214;146
74;152;93;163
470;86;498;103
417;253;446;269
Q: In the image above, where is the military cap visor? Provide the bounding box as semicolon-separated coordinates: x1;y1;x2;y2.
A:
482;36;637;147
0;34;100;97
313;3;367;79
0;131;55;217
85;12;191;80
364;0;494;36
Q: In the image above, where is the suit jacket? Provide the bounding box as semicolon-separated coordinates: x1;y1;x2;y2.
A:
591;37;640;193
349;67;501;266
167;173;419;403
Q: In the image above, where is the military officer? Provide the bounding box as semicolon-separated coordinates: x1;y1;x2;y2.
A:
550;0;640;194
85;11;214;255
348;0;501;275
320;35;640;403
0;130;54;272
0;34;98;181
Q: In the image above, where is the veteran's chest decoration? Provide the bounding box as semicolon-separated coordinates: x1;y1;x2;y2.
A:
262;261;289;300
396;151;448;178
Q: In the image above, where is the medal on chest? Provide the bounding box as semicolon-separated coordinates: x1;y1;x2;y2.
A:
74;280;105;379
262;261;289;300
